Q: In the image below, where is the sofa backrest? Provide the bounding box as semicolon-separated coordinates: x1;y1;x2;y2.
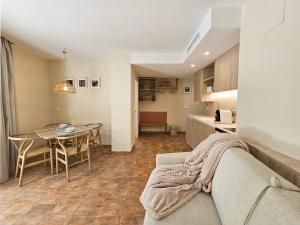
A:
211;148;299;225
247;187;300;225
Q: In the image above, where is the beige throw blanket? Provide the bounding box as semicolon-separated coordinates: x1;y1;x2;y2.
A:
140;133;248;220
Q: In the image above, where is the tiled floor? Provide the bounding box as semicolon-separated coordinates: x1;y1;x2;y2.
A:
0;134;191;225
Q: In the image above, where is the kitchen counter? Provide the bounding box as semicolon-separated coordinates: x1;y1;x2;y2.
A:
187;114;236;134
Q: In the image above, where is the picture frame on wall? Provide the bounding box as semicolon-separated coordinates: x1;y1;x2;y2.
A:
184;86;192;94
65;77;75;87
90;78;101;88
77;78;88;88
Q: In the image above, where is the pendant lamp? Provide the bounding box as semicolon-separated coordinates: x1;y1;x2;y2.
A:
54;49;76;93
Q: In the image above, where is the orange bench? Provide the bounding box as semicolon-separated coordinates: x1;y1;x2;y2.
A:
139;112;168;133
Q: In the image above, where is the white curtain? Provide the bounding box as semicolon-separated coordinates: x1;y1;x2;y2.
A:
0;37;17;183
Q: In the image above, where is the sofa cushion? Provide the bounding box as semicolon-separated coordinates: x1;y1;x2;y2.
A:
143;192;221;225
156;152;190;167
247;187;300;225
211;148;296;225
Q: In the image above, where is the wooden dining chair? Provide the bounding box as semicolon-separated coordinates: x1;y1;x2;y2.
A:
85;123;103;151
44;122;72;148
8;134;53;187
55;132;91;182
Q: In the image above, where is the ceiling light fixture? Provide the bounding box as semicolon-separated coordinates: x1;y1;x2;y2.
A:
190;64;195;68
54;48;76;93
204;51;210;56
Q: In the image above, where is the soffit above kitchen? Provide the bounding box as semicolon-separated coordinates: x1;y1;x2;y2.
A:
1;0;245;77
133;6;242;78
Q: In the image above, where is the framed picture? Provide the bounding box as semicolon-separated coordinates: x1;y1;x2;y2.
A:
184;86;192;94
90;78;101;88
77;78;88;88
65;77;75;87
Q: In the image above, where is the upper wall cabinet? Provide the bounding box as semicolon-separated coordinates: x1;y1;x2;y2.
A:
139;77;178;101
194;69;202;101
194;45;239;102
194;64;215;102
214;45;239;92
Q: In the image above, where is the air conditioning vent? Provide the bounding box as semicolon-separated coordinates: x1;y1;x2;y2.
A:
186;32;200;54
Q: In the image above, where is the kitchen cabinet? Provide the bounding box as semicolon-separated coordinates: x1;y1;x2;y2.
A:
193;45;239;102
194;69;202;101
194;65;214;102
186;116;214;148
230;45;239;89
214;45;239;92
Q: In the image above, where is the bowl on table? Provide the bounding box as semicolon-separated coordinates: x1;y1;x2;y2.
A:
64;127;76;133
58;123;69;129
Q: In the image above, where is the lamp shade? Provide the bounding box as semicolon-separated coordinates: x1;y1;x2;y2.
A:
54;81;76;93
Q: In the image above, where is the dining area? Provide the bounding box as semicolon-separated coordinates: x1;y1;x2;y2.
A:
8;123;103;186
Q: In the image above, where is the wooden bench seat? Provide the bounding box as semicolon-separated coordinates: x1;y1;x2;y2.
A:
139;112;167;133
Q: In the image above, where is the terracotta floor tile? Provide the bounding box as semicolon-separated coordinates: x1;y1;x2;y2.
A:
66;215;95;225
120;216;144;225
0;134;190;224
1;202;33;215
38;214;69;225
93;216;120;225
74;197;102;216
98;203;122;217
49;198;82;215
0;214;20;225
11;213;44;225
0;203;10;213
28;203;57;214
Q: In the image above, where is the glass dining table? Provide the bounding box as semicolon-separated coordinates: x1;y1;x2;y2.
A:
35;124;97;140
34;124;98;172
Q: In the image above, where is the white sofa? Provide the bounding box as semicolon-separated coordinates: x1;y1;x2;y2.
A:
143;148;300;225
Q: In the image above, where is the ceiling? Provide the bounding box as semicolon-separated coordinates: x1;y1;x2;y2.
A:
1;0;246;77
134;28;241;78
2;0;212;58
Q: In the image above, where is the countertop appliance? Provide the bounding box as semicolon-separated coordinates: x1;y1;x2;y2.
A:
215;109;233;124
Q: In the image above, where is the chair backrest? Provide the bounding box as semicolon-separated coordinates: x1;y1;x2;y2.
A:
85;123;103;136
56;131;90;150
8;134;40;154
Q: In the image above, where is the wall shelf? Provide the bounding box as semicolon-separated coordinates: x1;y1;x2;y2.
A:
203;76;214;82
139;77;178;101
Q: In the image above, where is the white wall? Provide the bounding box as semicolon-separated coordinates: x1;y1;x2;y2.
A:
237;0;300;160
48;57;111;145
110;54;133;151
139;78;203;131
131;67;138;140
13;46;51;133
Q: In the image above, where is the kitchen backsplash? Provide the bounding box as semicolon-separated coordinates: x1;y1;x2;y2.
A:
199;95;237;117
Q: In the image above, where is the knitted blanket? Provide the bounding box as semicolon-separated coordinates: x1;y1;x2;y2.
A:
140;133;248;220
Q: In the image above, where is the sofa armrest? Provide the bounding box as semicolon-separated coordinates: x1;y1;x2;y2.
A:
156;152;191;167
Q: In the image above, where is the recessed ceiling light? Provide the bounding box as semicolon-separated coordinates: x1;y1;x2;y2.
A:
190;64;195;68
204;51;210;56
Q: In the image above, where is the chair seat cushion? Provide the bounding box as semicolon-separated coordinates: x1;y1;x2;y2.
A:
68;144;89;155
56;145;88;156
26;146;51;158
89;135;99;141
143;192;221;225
